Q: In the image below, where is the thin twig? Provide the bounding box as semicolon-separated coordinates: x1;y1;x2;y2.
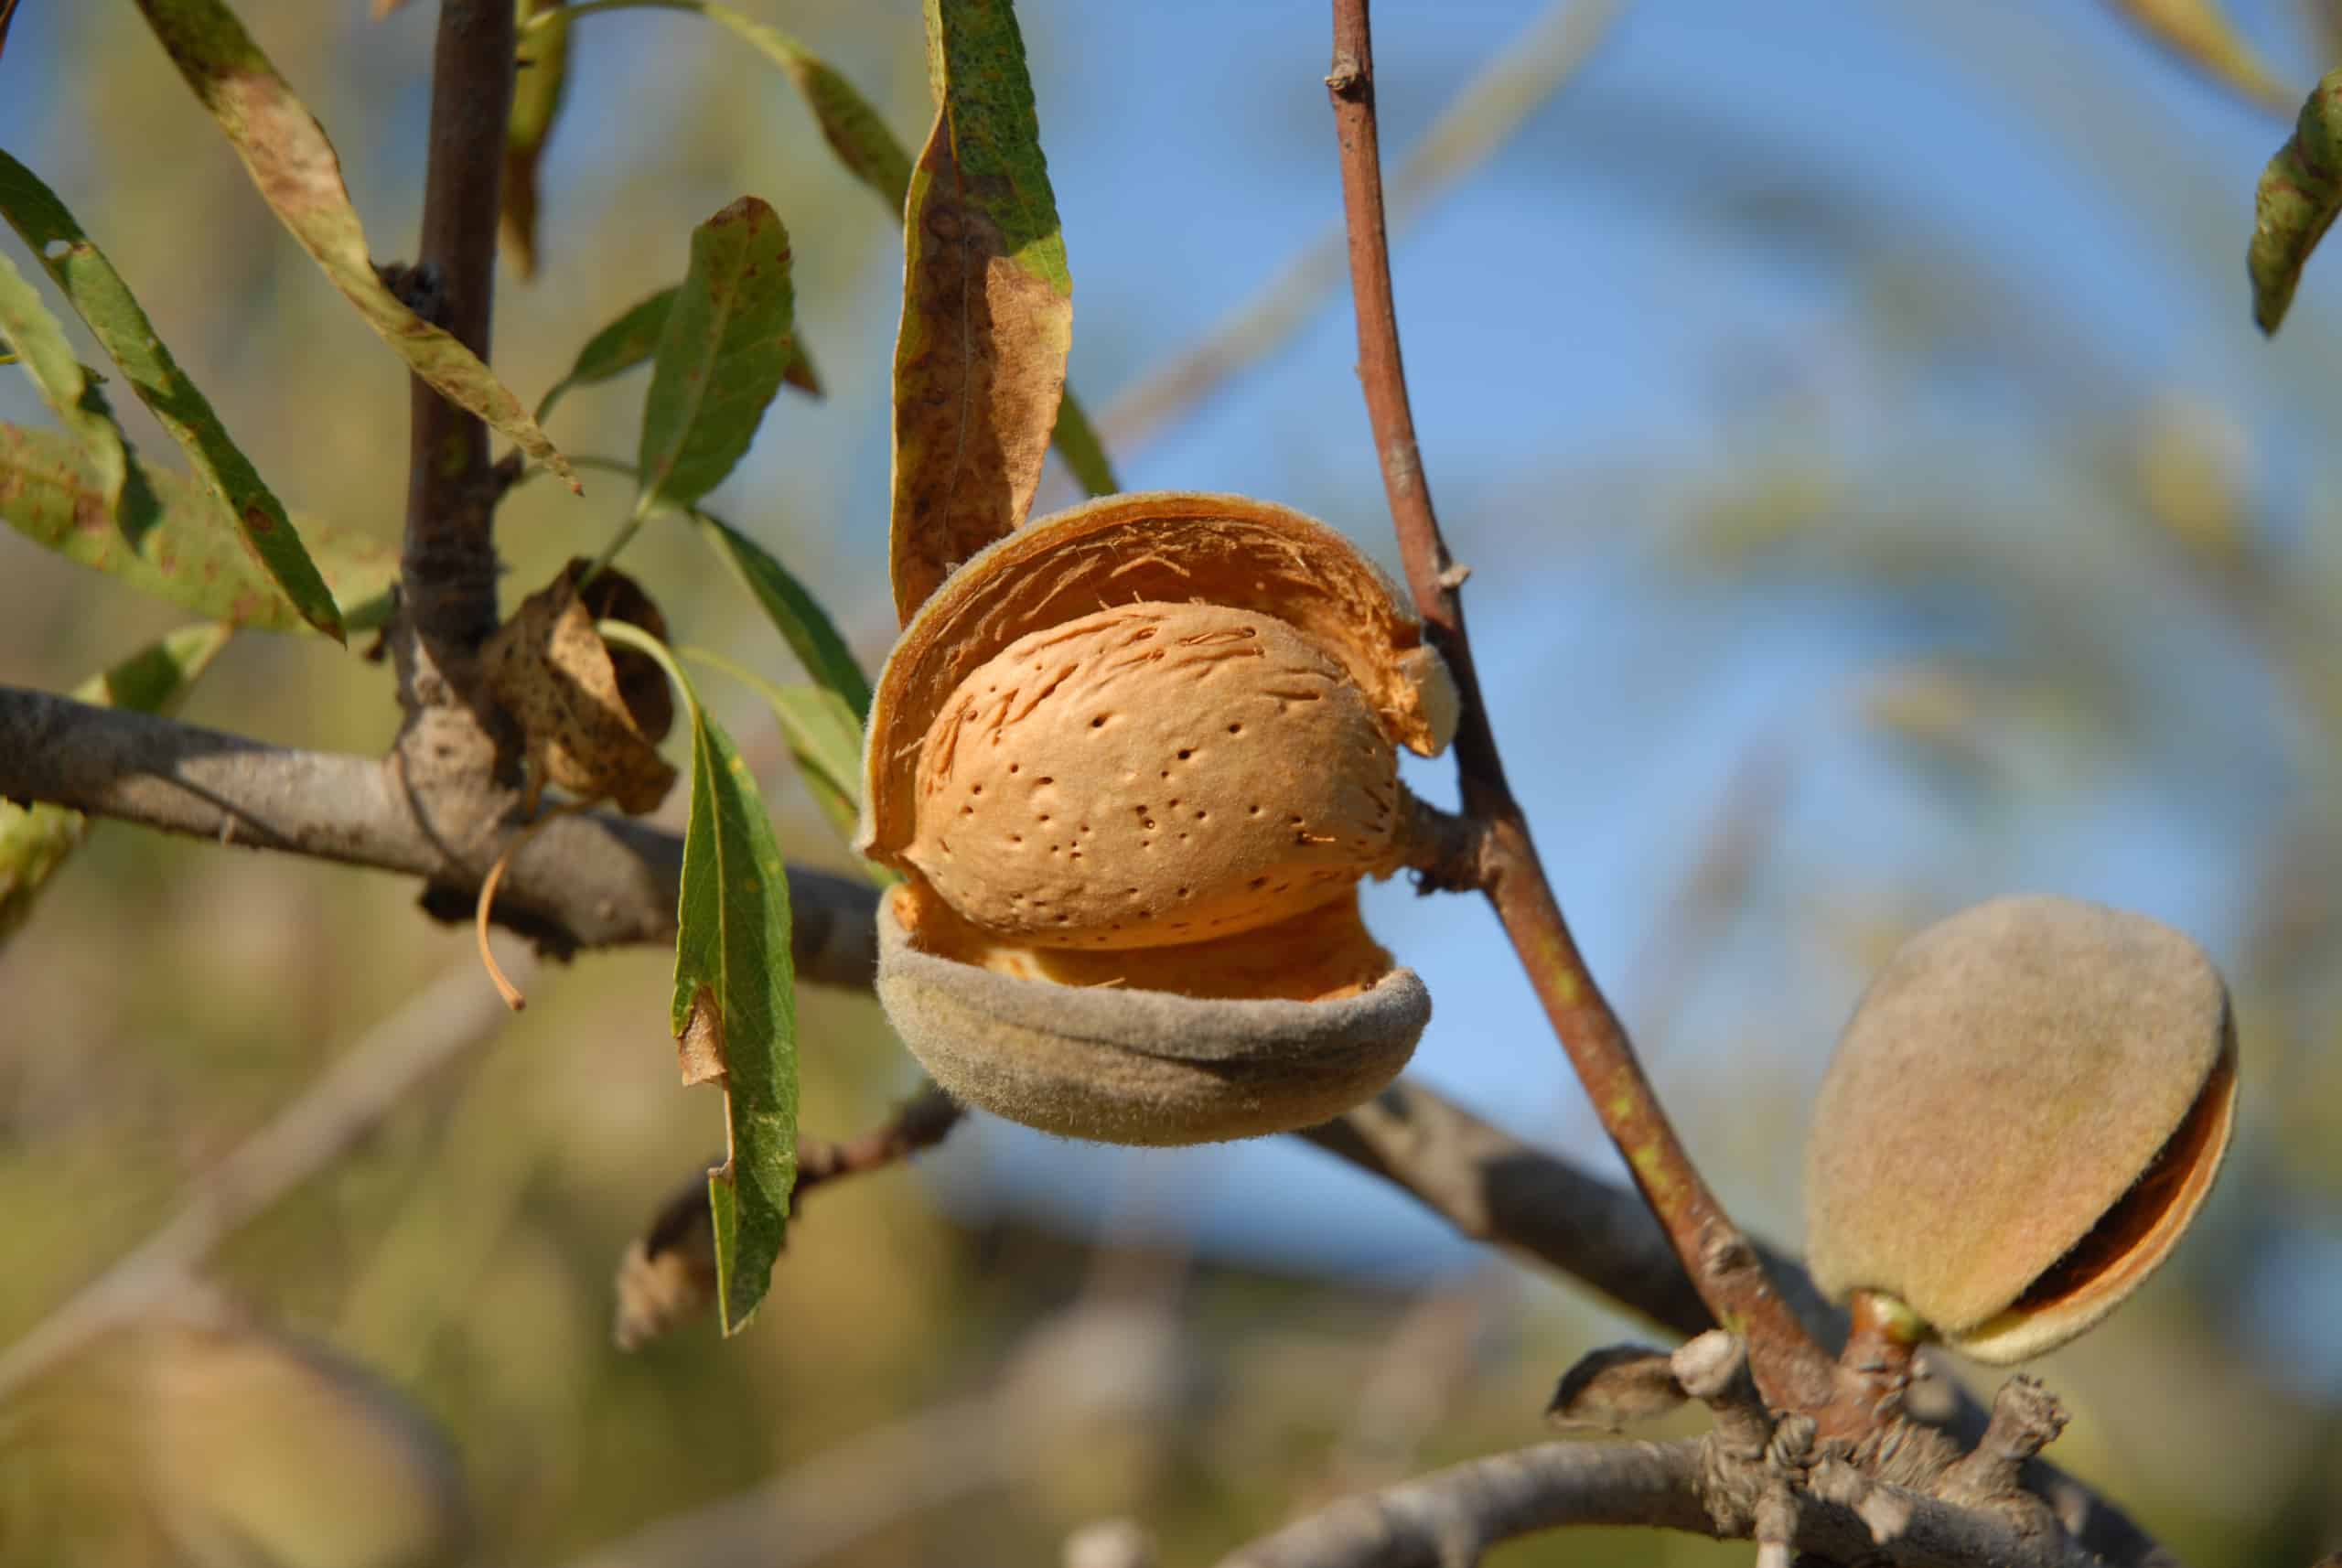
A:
1323;0;1832;1409
0;958;526;1402
1099;0;1622;456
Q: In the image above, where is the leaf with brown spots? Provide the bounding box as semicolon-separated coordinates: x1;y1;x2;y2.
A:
0;423;395;632
601;623;799;1337
482;560;677;814
886;0;1074;623
129;0;575;489
0;151;346;639
0;624;232;950
502;0;572;281
2251;68;2342;335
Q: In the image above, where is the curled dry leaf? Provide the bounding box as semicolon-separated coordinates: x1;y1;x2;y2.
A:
860;491;1457;1144
1544;1343;1688;1433
482;559;676;814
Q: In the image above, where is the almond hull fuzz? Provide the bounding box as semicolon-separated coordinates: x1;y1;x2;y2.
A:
877;885;1427;1144
1803;895;2238;1364
862;492;1455;1145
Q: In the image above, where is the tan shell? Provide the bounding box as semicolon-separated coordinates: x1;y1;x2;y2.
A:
859;491;1455;1144
1803;895;2238;1364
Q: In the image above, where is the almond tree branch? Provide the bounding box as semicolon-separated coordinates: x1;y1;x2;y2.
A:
1324;0;1833;1410
0;684;879;988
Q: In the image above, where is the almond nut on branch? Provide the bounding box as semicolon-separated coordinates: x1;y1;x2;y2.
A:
859;491;1458;1145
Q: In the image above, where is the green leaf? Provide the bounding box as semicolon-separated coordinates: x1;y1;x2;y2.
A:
888;0;1073;620
554;0;1112;496
130;0;576;489
0;151;346;639
503;0;574;281
636;198;797;519
537;285;821;424
683;646;865;844
0;253;130;516
0;624;232;949
0;423;397;632
601;621;798;1337
697;511;870;720
2251;69;2342;336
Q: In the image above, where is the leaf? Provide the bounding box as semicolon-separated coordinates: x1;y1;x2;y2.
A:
697;511;871;719
1049;385;1118;499
0;0;18;64
0;624;231;950
887;0;1073;621
2251;69;2342;336
482;561;677;815
503;0;574;281
2106;0;2293;113
636;198;797;519
0;423;397;631
129;0;576;489
1543;1344;1687;1433
601;622;798;1337
537;284;821;423
683;645;865;843
0;252;130;517
0;151;346;639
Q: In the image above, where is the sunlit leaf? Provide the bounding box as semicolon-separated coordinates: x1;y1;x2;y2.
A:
537;284;819;424
636;198;796;520
2105;0;2292;113
0;624;232;950
0;151;346;639
2251;68;2342;335
888;0;1072;621
697;510;870;719
601;622;798;1336
684;645;865;843
130;0;576;488
0;253;130;517
0;423;396;631
553;0;1112;495
502;0;573;280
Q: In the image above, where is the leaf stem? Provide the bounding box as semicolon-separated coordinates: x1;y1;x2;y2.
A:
1325;0;1833;1412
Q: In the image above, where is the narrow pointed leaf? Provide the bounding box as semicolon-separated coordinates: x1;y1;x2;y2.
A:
0;152;345;639
601;622;798;1337
537;284;819;424
1;424;396;631
130;0;576;489
0;254;129;514
0;624;232;948
2107;0;2292;113
636;198;796;518
887;0;1072;621
2251;69;2342;335
503;0;574;281
683;647;865;843
697;511;869;719
1049;388;1117;498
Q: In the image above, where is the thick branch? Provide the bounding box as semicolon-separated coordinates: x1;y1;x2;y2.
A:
1215;1432;2103;1568
0;686;877;988
1325;0;1829;1409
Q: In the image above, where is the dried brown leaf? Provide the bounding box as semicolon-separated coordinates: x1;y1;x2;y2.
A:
1544;1342;1687;1432
482;559;676;814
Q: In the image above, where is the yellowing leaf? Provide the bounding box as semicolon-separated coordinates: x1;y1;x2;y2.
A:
2107;0;2293;113
130;0;576;488
888;0;1073;621
503;0;574;280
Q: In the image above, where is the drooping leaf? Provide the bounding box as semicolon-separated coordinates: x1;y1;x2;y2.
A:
2251;68;2342;335
697;511;870;720
2106;0;2293;113
129;0;576;489
1048;386;1117;498
0;151;346;639
0;253;130;517
503;0;573;280
635;198;796;520
536;284;820;424
600;622;798;1337
683;646;865;843
0;424;396;631
0;0;19;64
887;0;1073;621
0;624;232;949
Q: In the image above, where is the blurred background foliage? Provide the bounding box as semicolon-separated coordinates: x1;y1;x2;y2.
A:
3;0;2342;1563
